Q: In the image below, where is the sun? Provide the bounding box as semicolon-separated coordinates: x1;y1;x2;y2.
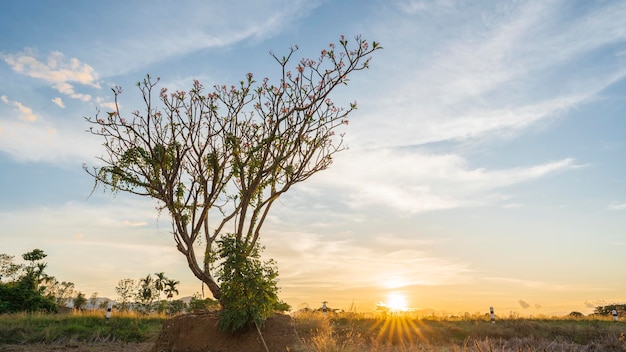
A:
386;292;408;311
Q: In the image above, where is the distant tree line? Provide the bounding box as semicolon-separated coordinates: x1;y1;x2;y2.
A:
113;272;193;315
0;248;288;321
593;304;626;316
0;249;190;315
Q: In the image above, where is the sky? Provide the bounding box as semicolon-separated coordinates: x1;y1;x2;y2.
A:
1;0;625;316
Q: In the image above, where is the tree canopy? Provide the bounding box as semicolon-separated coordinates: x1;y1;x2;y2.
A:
85;35;381;302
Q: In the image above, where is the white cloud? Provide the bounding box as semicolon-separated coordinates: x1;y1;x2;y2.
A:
1;95;37;121
3;50;99;101
51;97;65;108
306;149;579;214
95;97;116;111
53;82;92;101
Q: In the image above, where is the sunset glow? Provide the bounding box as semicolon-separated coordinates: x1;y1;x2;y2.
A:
1;1;625;317
386;292;409;311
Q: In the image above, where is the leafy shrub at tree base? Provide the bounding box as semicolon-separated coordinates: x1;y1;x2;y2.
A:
215;233;290;332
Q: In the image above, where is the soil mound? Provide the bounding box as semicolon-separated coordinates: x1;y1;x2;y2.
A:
151;311;304;352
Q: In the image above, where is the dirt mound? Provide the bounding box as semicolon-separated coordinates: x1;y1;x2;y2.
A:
151;311;304;352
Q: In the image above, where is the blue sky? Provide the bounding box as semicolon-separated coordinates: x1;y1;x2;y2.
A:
1;0;625;315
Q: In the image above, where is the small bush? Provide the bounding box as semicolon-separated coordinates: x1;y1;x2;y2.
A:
215;234;288;332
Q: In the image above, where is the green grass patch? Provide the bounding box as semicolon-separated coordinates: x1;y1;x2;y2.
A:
0;311;165;344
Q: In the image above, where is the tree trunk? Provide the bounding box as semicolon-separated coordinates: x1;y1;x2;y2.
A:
183;248;222;301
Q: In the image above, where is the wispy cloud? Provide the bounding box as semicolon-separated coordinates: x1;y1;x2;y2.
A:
3;50;99;101
0;115;99;163
86;1;322;77
306;150;579;214
1;95;37;121
263;230;471;293
607;202;626;211
353;1;626;148
483;277;608;292
395;0;459;14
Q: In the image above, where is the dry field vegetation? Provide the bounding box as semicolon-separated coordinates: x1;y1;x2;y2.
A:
294;311;626;351
0;310;625;351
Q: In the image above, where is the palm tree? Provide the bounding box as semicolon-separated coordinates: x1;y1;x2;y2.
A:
154;272;167;300
164;279;180;300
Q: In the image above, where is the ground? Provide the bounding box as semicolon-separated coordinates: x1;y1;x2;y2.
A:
0;342;152;352
0;312;303;352
151;311;303;352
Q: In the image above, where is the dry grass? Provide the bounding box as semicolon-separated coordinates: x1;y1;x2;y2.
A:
293;311;626;352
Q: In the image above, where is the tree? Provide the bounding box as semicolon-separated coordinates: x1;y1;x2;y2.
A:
0;249;63;313
45;279;75;307
89;292;98;310
115;278;137;312
21;249;49;291
154;272;167;300
84;35;381;303
98;299;111;310
167;299;187;316
164;278;180;300
0;274;57;313
187;292;219;312
568;311;584;318
136;274;158;314
594;303;626;316
0;254;24;282
22;249;46;263
73;291;87;310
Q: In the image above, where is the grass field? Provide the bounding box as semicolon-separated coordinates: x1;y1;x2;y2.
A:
295;311;626;351
1;310;625;351
0;310;164;345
